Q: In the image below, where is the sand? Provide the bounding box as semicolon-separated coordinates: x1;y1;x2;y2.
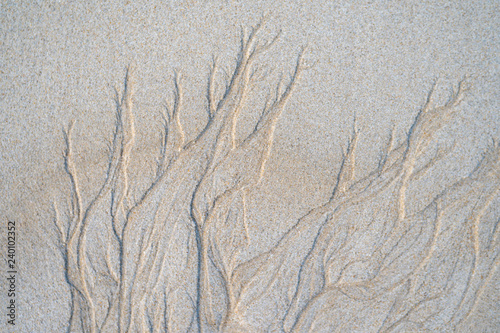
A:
1;1;499;332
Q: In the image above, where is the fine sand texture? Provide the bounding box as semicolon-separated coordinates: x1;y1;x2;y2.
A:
1;1;499;332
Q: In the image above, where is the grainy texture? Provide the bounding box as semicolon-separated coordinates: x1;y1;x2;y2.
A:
1;1;499;332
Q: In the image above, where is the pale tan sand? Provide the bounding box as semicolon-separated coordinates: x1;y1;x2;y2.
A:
1;1;499;332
